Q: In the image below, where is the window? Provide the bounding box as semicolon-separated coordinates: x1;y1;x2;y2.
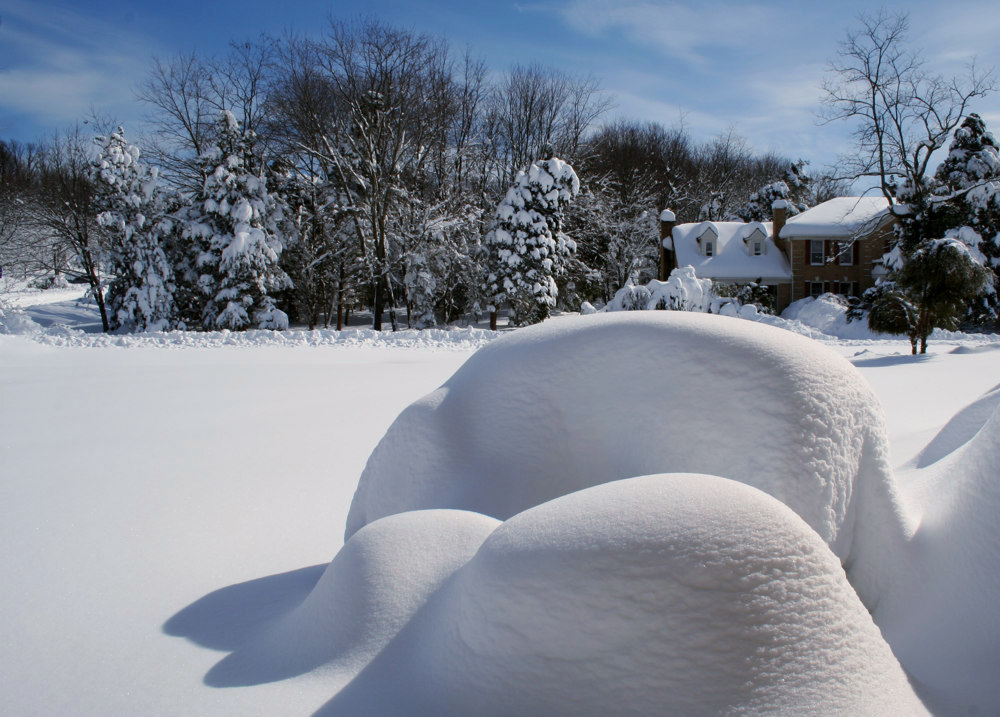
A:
743;226;766;255
809;240;825;265
837;241;854;265
809;282;824;298
840;282;858;298
696;223;718;257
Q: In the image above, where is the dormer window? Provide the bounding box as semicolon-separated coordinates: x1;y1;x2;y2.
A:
742;225;767;256
695;223;718;257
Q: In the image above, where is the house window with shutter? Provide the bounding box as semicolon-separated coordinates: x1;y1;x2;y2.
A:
809;282;824;298
809;240;825;265
838;241;854;265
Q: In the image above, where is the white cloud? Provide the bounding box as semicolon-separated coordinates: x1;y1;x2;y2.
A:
0;0;161;136
557;0;787;67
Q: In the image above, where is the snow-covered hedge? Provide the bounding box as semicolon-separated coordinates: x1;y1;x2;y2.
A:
602;266;772;317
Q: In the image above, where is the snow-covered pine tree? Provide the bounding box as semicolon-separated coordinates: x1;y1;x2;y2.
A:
934;113;1000;279
183;111;290;330
737;161;812;222
927;113;1000;325
936;113;1000;193
92;127;175;332
483;150;580;327
871;238;991;353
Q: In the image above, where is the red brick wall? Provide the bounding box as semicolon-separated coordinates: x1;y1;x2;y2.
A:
787;223;894;304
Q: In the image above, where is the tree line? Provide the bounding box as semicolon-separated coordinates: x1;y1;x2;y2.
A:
0;18;824;332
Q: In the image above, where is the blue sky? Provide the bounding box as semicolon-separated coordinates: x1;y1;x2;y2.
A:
2;0;999;176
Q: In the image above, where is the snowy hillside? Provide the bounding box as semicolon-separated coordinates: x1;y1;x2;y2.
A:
2;290;999;715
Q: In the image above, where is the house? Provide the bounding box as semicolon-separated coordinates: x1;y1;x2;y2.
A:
660;197;893;313
777;196;893;306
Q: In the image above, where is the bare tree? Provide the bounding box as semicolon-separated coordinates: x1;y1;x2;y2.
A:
30;128;110;330
136;52;216;191
821;9;994;205
487;64;610;185
0;140;42;284
303;19;456;330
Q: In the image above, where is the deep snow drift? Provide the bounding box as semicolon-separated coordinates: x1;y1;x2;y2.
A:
346;312;909;606
334;311;999;715
879;395;1000;711
323;475;925;716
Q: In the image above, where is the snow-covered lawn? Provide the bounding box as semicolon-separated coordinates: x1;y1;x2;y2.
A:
1;289;999;715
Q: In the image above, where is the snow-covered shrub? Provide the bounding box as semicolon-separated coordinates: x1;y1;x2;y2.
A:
604;266;715;313
617;284;651;311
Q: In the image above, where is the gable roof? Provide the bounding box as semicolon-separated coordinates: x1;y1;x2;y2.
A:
780;196;892;239
669;220;791;283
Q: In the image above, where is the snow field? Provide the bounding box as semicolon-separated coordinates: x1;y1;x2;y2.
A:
3;296;1000;715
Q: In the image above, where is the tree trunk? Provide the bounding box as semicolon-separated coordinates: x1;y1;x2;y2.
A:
372;277;384;331
490;309;498;331
385;275;398;332
336;264;345;331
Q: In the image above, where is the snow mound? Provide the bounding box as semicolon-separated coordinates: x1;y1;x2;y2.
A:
779;294;890;340
330;475;926;715
346;312;907;606
879;401;1000;712
915;383;1000;467
0;306;42;335
206;509;499;688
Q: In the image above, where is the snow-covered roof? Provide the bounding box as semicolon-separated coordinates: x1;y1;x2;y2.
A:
780;197;892;238
668;220;791;282
659;209;676;222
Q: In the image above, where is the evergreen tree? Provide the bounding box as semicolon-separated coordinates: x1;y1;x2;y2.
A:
181;111;290;330
934;113;1000;323
870;239;991;353
736;161;812;222
936;113;1000;192
483;150;580;327
91;128;175;332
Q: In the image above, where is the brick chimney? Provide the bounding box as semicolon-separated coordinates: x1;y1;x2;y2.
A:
659;209;677;281
771;200;790;259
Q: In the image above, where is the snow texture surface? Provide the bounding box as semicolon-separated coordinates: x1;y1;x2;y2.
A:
326;475;925;716
780;196;891;238
346;312;907;608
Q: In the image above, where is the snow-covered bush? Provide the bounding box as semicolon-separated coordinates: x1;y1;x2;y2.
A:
604;266;715;313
